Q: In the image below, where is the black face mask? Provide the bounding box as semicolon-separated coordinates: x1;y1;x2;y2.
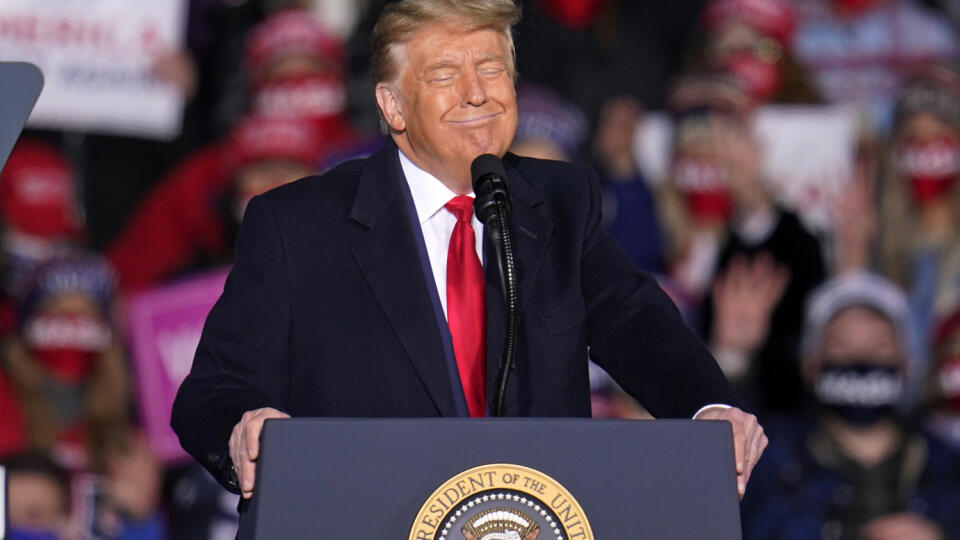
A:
813;362;904;427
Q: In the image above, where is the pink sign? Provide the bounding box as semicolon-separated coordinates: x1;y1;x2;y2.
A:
125;267;228;463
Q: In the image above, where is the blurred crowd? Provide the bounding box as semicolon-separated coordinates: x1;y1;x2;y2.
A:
1;0;960;539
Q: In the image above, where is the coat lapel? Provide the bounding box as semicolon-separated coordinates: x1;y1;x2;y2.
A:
348;145;458;417
484;154;554;405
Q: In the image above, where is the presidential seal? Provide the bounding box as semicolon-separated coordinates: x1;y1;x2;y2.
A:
409;464;593;540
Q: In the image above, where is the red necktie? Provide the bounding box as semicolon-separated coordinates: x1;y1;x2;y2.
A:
445;195;486;417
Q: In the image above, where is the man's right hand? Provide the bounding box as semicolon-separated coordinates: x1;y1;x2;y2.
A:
229;407;290;499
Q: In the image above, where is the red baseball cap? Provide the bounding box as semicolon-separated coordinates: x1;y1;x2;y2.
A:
223;115;321;177
0;139;82;239
245;9;344;81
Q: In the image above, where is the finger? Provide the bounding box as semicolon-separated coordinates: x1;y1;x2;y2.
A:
741;431;763;489
241;456;257;499
729;257;749;289
742;424;768;494
731;419;746;475
758;265;789;306
753;258;781;294
245;415;264;461
771;266;790;296
229;424;242;473
753;252;775;271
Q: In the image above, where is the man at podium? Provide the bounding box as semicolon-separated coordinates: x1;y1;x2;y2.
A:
171;0;766;505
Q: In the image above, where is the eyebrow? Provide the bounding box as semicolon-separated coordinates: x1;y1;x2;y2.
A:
423;60;459;73
423;54;507;74
475;53;506;66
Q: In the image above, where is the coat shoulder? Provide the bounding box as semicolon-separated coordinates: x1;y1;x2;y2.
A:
504;154;598;209
506;154;596;185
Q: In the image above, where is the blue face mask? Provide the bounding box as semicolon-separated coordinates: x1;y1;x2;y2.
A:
8;526;61;540
814;362;904;427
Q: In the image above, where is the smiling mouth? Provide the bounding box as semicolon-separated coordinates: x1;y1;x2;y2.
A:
448;112;502;125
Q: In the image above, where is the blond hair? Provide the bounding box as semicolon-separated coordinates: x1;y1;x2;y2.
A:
878;143;960;287
371;0;521;87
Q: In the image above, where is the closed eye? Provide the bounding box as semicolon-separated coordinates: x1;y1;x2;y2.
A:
478;65;506;78
426;69;457;86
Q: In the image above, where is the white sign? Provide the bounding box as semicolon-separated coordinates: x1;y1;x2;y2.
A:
0;0;187;139
634;105;859;232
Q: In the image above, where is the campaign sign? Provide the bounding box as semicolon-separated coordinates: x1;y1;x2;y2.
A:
125;268;228;463
634;105;858;233
0;0;187;139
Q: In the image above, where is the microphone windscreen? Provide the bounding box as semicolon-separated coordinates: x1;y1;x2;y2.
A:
471;154;507;189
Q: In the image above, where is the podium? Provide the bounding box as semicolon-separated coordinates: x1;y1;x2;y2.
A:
238;418;742;539
0;62;43;540
0;62;43;172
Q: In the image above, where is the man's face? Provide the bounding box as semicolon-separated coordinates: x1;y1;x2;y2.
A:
378;24;518;191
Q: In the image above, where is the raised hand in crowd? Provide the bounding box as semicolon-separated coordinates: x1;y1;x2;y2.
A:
151;49;199;100
710;253;790;378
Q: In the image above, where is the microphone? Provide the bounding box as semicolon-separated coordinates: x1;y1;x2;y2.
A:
471;154;511;225
471;154;518;418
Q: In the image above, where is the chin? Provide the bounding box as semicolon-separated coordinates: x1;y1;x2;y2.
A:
472;134;511;157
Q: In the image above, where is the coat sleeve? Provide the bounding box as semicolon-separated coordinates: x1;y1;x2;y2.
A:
170;194;291;491
578;168;745;418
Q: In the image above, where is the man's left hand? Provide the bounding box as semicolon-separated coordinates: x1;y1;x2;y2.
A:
694;406;767;500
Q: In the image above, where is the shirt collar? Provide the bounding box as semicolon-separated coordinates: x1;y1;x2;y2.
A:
398;148;473;224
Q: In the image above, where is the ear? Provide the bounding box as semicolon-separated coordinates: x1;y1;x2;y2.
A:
375;83;405;133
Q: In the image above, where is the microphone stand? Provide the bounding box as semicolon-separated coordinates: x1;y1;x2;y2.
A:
486;199;519;418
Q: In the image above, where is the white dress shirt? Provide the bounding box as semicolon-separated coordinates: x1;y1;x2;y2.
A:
399;149;730;419
399;149;484;320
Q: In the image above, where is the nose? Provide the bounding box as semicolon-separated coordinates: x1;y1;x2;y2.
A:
460;69;487;107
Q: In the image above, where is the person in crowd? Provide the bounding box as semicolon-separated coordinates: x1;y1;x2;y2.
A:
507;84;665;273
105;6;373;292
2;254;123;465
508;83;589;163
659;74;756;301
593;96;667;274
741;272;960;539
245;6;359;156
789;0;957;131
660;74;826;412
3;452;72;540
926;308;960;450
0;140;85;333
879;62;960;379
106;115;321;291
693;0;822;104
0;255;165;539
